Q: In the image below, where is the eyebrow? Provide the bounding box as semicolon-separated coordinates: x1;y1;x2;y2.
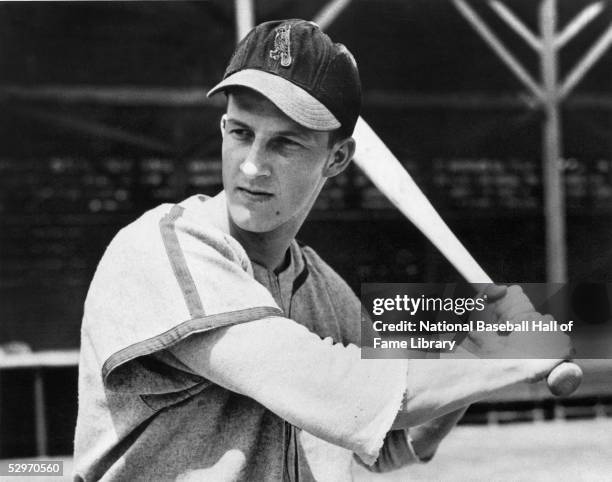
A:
225;117;315;143
225;118;252;129
277;129;315;142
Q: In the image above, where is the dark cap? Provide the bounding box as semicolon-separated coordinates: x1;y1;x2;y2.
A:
208;19;361;136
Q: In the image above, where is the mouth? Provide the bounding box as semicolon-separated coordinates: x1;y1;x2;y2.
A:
236;186;274;202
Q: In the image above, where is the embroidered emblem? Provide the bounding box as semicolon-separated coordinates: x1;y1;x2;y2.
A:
269;25;292;67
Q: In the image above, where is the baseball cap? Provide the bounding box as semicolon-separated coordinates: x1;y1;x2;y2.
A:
207;19;361;136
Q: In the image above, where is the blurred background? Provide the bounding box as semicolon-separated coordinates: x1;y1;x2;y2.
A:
0;0;611;480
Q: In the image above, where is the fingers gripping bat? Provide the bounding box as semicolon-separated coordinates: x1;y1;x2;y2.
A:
352;117;582;397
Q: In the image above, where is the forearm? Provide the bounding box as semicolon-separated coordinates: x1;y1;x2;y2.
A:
410;406;469;461
392;359;532;429
358;406;469;473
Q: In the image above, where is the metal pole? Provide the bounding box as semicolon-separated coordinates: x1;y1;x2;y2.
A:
33;370;48;456
540;0;567;283
559;23;612;99
453;0;544;101
489;0;542;52
555;2;604;49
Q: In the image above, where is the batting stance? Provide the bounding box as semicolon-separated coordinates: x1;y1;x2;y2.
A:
73;19;573;481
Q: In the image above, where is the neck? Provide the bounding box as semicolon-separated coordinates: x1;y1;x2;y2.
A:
229;218;299;272
226;179;325;271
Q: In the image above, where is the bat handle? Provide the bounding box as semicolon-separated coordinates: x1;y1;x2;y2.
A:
546;362;583;396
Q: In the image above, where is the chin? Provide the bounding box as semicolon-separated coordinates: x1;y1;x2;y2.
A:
229;205;279;233
237;220;274;233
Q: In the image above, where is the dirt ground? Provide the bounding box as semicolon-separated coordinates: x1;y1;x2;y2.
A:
353;418;612;482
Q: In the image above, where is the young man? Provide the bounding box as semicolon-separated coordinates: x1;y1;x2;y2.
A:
74;19;572;481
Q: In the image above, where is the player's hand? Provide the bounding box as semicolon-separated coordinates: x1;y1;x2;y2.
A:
485;284;536;324
463;284;574;382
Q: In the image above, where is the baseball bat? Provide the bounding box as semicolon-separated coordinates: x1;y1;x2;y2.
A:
352;116;582;397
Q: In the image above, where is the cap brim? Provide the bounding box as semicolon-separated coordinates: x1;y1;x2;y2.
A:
207;69;341;131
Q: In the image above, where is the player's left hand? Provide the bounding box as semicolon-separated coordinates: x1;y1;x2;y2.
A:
462;284;574;381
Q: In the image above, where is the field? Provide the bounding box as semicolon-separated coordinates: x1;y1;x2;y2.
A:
353;418;612;481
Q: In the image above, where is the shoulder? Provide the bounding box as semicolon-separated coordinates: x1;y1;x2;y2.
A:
293;241;361;345
88;196;252;308
296;242;358;304
110;195;249;271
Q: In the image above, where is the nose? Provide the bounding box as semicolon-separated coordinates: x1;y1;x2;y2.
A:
240;143;271;178
240;159;271;178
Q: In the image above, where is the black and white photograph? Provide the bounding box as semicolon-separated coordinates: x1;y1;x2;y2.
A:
1;1;612;480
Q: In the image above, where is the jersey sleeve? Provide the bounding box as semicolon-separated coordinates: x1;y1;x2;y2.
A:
81;203;283;399
168;315;408;465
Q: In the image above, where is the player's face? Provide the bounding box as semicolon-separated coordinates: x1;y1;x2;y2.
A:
221;89;337;233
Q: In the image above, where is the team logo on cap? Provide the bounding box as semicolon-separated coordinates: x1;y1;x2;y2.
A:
269;25;292;67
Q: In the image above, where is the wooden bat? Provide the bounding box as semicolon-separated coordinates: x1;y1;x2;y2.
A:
352;116;582;397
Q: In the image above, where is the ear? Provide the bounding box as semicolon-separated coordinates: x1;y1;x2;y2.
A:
220;114;228;138
323;137;356;178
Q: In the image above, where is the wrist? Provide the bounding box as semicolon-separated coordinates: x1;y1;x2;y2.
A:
404;430;430;463
406;431;434;463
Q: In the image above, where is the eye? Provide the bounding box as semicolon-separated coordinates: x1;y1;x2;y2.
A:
274;137;303;150
229;128;252;141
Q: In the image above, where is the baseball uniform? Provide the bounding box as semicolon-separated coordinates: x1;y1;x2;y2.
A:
73;192;419;481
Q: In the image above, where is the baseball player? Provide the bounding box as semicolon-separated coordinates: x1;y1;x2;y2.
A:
73;19;573;481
